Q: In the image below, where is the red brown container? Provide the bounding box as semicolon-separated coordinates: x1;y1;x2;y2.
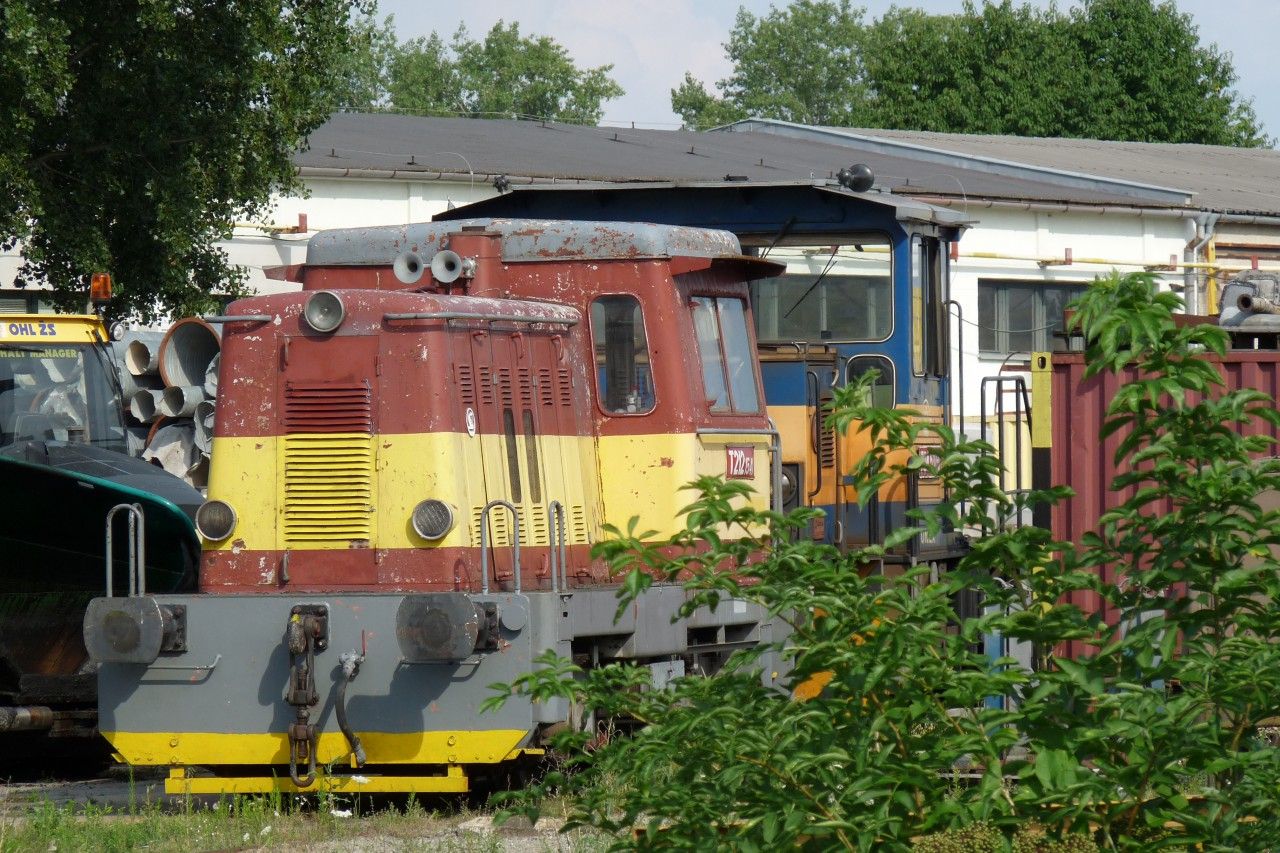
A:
1042;350;1280;657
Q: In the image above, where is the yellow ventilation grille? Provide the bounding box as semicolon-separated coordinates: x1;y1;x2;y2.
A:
282;434;374;547
469;503;591;547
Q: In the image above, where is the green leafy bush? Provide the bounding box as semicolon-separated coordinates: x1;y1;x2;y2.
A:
486;272;1280;851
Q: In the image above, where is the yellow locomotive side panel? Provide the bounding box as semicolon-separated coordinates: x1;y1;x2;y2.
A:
206;431;609;551
204;435;278;550
840;404;948;505
378;432;602;549
768;402;841;506
596;432;770;539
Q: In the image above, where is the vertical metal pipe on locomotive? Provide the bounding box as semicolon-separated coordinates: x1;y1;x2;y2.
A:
84;219;788;795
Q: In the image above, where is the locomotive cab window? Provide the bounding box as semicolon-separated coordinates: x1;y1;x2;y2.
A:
590;295;655;414
690;296;761;414
845;355;896;409
911;235;947;378
746;237;892;343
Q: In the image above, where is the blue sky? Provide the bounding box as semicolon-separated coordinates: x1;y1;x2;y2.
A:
379;1;1277;143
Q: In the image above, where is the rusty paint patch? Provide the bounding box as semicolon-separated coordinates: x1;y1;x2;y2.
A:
659;457;674;467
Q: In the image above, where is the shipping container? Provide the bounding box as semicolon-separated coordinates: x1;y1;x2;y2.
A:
1034;349;1280;657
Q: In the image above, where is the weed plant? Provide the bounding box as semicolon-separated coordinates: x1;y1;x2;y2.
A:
485;272;1280;850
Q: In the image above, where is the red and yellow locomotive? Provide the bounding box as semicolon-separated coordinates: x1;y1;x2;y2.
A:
85;219;786;794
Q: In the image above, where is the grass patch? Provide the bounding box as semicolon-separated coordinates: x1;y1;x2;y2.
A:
0;792;613;852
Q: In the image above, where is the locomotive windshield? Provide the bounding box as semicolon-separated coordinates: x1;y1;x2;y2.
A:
747;237;892;343
0;341;125;450
690;296;760;414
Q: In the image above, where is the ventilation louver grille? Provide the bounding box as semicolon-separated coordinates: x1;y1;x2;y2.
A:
819;424;836;469
283;382;372;433
281;382;374;546
456;365;476;406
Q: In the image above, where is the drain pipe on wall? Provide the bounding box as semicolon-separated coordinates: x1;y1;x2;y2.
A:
1184;212;1220;315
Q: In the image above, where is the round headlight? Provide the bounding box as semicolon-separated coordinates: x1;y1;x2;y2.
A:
411;499;455;541
195;499;237;541
303;291;345;334
780;467;798;505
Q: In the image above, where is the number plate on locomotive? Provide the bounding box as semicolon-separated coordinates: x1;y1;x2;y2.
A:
725;446;756;479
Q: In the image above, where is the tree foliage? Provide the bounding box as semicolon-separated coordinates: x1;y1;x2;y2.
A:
486;272;1280;849
674;0;1268;146
342;20;624;125
0;0;372;321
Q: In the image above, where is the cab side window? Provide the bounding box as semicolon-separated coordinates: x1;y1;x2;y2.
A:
590;295;655;414
690;296;761;414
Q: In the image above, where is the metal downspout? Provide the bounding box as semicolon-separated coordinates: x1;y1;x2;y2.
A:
1184;213;1220;315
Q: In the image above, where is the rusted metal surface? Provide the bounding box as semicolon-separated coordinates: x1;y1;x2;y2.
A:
1048;351;1280;656
304;218;746;269
0;706;54;733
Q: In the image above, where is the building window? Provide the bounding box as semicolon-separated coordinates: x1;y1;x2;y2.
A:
978;280;1086;355
590;295;654;414
690;296;761;414
0;292;53;314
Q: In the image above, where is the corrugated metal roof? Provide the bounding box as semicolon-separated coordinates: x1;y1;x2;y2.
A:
298;113;1181;209
735;122;1280;216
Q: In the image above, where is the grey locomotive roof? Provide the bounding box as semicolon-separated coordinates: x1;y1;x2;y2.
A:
722;120;1280;217
298;113;1191;210
305;218;745;266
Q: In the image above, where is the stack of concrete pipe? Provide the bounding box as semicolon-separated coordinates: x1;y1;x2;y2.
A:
116;318;221;492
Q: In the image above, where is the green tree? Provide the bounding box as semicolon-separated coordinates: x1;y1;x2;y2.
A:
0;0;372;321
863;2;1086;137
327;9;400;113
675;0;1268;146
1067;0;1265;145
674;1;871;130
386;22;624;125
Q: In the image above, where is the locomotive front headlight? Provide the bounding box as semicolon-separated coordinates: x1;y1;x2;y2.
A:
302;290;345;333
411;499;455;541
780;466;798;505
195;499;237;542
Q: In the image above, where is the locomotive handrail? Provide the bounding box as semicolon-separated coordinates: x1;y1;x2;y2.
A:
201;314;273;324
980;375;1032;529
945;299;966;518
547;501;568;594
383;311;577;326
695;425;783;516
104;503;145;598
479;499;522;594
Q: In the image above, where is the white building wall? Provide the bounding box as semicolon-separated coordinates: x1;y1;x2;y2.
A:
222;176;496;297
948;205;1191;439
0;176;495;306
